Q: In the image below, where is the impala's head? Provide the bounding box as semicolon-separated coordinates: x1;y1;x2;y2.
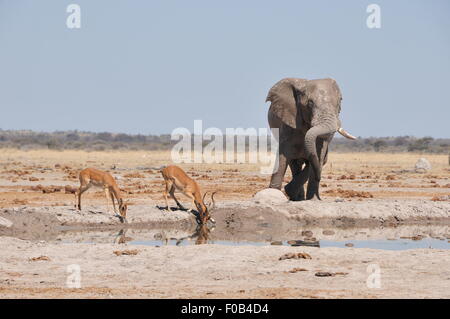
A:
118;198;128;219
196;192;217;225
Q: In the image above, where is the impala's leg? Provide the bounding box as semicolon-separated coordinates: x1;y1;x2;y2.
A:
104;186;114;215
163;180;172;211
110;188;118;216
169;186;186;210
181;192;196;213
76;184;90;210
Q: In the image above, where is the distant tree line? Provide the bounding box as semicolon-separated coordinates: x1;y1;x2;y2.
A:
0;130;448;153
0;130;173;151
329;136;449;153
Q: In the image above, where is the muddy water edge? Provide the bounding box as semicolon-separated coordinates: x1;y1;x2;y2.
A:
1;205;449;250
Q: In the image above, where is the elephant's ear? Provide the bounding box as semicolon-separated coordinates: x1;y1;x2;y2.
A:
266;78;307;129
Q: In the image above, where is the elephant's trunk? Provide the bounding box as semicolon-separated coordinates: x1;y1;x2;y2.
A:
304;124;336;182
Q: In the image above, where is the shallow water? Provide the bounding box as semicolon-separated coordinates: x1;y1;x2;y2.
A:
128;238;450;250
57;226;450;250
49;215;450;250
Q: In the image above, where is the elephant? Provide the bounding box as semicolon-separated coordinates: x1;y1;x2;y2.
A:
266;78;356;201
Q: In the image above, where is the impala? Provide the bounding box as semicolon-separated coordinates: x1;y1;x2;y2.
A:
75;168;127;222
161;165;216;225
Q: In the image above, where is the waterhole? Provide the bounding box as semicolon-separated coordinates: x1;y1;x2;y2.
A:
54;225;450;250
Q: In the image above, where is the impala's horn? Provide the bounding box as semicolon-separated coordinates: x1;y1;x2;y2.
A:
210;192;217;210
202;191;209;203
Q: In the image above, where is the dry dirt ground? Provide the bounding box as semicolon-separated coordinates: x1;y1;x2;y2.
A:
0;150;449;298
1;237;449;299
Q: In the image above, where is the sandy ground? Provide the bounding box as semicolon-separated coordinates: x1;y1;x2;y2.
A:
1;237;449;299
0;150;449;298
1;150;449;208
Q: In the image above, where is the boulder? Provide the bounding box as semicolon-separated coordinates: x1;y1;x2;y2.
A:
253;188;288;205
415;158;431;172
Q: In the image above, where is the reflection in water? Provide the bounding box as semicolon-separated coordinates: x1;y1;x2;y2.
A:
143;225;214;246
58;224;450;251
193;224;211;245
115;229;133;244
172;224;213;245
288;240;320;248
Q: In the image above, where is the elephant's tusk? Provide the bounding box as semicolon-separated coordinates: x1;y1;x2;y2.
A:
338;128;357;140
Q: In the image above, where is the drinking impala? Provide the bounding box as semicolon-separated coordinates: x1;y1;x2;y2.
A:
75;168;127;222
161;165;216;225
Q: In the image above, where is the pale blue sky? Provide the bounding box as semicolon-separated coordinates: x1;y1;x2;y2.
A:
0;0;449;137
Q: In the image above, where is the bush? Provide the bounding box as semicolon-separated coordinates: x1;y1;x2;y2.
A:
0;130;448;154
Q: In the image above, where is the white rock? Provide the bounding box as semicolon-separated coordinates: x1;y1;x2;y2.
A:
0;216;13;228
415;158;431;172
253;188;288;205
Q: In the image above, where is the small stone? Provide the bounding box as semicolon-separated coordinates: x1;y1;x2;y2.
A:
345;243;354;247
315;272;333;277
302;230;313;238
322;230;335;236
113;249;139;256
279;253;296;260
29;256;50;262
279;252;312;260
289;268;308;273
271;241;283;246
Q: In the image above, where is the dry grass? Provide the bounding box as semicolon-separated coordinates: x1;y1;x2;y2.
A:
0;150;449;208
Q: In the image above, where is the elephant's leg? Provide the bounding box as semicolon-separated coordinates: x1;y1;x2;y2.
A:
306;172;320;200
284;160;301;200
285;160;309;201
307;140;327;200
269;153;288;190
297;161;311;200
